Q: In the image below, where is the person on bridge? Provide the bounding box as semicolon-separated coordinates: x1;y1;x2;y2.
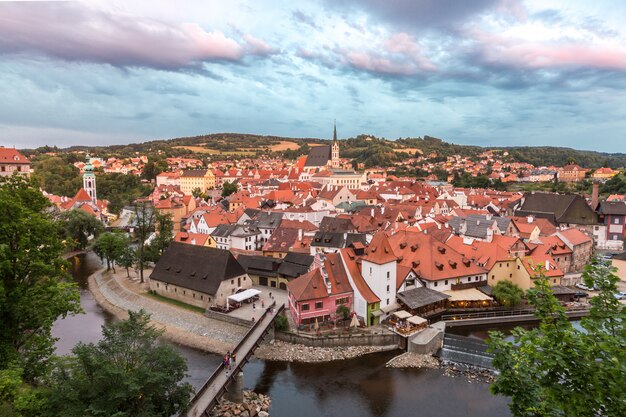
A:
232;352;237;365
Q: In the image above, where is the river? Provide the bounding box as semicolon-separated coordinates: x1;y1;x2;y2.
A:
52;253;512;417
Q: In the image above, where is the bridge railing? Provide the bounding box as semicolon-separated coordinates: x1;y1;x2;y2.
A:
441;308;535;321
181;301;285;416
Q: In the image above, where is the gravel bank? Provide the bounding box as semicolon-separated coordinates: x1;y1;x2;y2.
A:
254;340;398;362
385;352;440;369
210;391;271;417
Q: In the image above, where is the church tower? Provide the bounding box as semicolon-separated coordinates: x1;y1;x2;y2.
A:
83;156;97;204
331;121;340;168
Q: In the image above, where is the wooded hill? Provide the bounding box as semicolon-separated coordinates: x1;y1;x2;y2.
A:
21;133;626;169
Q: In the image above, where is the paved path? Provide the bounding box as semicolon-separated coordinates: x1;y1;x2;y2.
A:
94;270;249;348
184;304;285;417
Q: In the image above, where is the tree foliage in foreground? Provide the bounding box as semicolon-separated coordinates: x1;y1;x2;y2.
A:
488;263;626;417
0;176;81;382
48;310;193;417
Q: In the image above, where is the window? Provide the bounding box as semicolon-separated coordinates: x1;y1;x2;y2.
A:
491;275;495;280
434;281;438;287
509;274;513;278
336;297;349;305
386;271;390;279
315;302;323;310
445;280;448;285
517;266;520;270
370;267;372;275
156;283;159;288
386;298;389;305
615;218;620;224
301;304;310;311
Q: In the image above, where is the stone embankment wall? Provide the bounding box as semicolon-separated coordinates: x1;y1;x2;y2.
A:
276;330;401;348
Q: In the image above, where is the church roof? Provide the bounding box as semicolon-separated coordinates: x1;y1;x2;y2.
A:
304;145;331;167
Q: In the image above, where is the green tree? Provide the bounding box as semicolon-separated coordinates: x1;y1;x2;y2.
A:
221;181;237;198
0;176;82;382
488;264;626;417
133;201;156;283
491;281;524;308
336;304;351;321
48;310;193;417
59;209;104;251
31;156;81;197
191;187;206;199
92;232;128;272
146;212;173;263
117;246;137;278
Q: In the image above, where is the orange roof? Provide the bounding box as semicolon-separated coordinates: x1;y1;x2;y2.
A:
325;253;354;295
339;248;380;303
279;219;318;231
73;188;92;202
0;148;29;163
174;232;209;246
558;228;592;246
363;231;397;265
520;254;564;278
388;230;487;281
287;268;329;302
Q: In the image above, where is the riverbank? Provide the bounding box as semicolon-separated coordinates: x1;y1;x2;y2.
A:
254;340;398;362
385;352;440;369
87;268;248;354
210;391;271;417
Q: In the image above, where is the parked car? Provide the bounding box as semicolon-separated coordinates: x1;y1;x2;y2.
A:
613;291;626;300
575;283;594;291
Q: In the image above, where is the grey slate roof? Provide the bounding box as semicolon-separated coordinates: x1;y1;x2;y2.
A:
515;192;597;225
278;253;314;278
304;145;331;167
249;211;284;229
211;223;238;238
397;287;450;309
598;201;626;216
150;242;245;294
237;255;280;277
448;214;510;239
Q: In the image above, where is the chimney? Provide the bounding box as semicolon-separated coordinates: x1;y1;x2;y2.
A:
591;181;599;210
298;228;303;241
545;259;550;270
527;215;534;223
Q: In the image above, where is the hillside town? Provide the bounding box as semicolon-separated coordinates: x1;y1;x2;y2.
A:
7;125;626;343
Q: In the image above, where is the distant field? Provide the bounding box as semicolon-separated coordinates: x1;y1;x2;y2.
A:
173;145;255;156
393;148;423;154
269;140;300;151
173;146;219;154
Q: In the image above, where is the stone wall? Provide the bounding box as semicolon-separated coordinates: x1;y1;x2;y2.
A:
150;279;210;309
276;330;401;348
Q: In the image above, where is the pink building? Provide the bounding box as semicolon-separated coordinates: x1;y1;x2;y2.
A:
287;253;353;326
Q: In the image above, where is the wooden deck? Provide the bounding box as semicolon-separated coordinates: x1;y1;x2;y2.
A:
182;303;285;417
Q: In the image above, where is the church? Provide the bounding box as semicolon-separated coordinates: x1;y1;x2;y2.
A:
304;123;340;170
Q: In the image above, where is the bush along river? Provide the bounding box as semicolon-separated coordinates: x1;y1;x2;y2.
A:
52;253;512;417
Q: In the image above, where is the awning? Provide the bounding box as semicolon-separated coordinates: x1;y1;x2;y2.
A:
380;302;400;314
407;316;427;326
228;288;261;303
371;310;384;317
393;310;412;320
442;288;493;301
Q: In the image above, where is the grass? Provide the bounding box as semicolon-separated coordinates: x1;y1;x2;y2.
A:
144;291;206;314
173;145;257;156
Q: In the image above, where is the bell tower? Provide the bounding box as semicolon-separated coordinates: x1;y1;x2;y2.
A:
83;155;97;204
331;121;340;168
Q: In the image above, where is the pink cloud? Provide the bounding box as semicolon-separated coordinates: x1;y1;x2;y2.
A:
339;33;437;76
0;2;275;70
482;41;626;71
243;34;279;56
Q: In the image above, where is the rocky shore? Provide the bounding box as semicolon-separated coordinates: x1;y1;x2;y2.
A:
385;352;440;369
254;340;397;362
441;362;497;384
210;391;271;417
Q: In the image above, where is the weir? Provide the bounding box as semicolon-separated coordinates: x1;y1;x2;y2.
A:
436;334;495;370
181;302;285;417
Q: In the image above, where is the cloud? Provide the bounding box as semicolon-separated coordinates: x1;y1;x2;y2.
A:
0;2;276;71
324;0;511;29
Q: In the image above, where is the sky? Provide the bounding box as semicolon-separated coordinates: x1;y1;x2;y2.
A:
1;0;626;152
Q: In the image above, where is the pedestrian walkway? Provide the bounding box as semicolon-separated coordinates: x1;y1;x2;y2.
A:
93;270;248;349
183;303;285;417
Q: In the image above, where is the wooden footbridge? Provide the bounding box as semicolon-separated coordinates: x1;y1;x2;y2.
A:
181;302;285;417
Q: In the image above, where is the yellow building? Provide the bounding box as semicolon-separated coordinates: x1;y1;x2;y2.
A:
179;169;215;195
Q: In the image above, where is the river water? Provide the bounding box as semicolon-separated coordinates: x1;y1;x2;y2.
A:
52;253;512;417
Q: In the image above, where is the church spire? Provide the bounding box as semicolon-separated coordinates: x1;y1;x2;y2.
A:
333;120;337;144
